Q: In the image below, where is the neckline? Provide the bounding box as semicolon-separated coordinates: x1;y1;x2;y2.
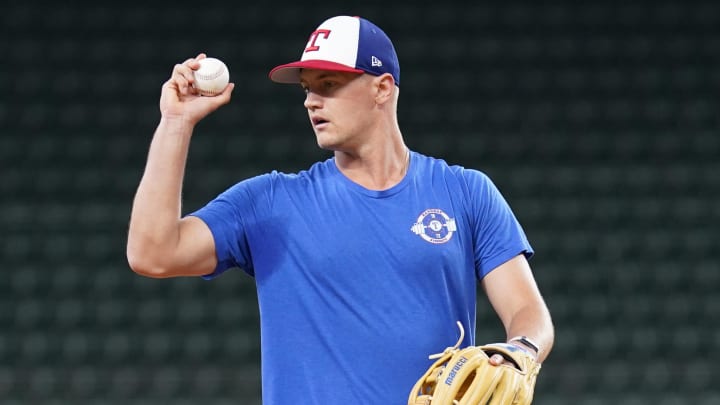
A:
330;150;415;198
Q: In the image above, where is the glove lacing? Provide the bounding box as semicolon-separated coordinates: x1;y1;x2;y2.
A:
428;321;465;360
426;321;465;405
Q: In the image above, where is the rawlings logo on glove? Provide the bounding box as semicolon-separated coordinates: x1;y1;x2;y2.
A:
407;322;541;405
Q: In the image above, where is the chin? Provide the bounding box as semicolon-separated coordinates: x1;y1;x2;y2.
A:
316;141;338;152
315;134;340;151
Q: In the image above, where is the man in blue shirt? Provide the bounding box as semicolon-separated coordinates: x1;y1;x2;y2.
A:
127;15;554;404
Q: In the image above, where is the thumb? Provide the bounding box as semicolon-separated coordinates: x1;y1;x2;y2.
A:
199;83;234;116
213;82;234;105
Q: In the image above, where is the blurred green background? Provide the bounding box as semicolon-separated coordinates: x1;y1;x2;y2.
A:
2;1;718;404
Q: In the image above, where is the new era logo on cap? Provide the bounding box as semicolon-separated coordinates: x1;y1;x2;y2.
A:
269;16;400;86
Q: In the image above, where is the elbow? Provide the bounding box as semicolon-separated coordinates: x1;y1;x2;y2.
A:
126;243;172;278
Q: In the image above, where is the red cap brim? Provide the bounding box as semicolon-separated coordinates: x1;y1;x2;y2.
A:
269;60;365;84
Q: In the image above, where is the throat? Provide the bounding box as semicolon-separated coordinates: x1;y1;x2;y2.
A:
338;148;410;191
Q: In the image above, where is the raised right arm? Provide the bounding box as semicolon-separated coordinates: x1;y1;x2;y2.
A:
126;53;234;278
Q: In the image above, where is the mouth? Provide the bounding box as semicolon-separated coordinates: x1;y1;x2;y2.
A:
311;116;329;127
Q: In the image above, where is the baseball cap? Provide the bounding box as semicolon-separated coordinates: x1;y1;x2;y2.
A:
269;16;400;86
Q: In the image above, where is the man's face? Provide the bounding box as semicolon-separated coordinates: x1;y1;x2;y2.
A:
299;69;376;151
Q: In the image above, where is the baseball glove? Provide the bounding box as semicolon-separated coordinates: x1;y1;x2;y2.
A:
407;322;541;405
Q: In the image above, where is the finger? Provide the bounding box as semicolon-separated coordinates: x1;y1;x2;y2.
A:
179;61;198;79
172;63;197;95
489;354;505;366
184;54;206;73
161;79;177;99
183;57;206;93
172;77;190;96
162;75;186;100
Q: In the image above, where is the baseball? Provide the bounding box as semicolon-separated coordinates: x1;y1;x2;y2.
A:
193;57;230;96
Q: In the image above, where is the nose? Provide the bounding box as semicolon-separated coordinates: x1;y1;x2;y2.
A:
304;90;322;111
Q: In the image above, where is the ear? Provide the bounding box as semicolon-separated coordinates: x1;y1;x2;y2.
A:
374;73;396;105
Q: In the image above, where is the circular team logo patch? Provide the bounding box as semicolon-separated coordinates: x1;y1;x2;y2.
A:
410;208;457;244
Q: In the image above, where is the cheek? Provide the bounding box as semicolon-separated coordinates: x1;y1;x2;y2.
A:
342;96;374;123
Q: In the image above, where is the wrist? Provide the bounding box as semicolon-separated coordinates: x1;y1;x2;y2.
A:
158;116;198;137
508;336;540;359
160;114;197;128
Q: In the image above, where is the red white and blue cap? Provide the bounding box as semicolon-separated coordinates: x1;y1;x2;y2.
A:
269;16;400;86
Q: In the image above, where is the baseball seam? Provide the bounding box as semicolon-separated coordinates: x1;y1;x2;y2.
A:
195;69;224;81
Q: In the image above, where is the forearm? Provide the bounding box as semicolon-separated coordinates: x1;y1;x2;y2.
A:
127;117;194;269
504;303;554;363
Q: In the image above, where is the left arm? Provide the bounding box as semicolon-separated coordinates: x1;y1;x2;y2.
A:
481;254;554;363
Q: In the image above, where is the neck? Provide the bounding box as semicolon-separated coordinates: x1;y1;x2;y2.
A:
335;139;409;191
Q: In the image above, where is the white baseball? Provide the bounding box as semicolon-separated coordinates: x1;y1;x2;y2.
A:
193;57;230;96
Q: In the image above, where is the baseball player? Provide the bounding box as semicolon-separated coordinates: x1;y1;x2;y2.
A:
127;15;554;404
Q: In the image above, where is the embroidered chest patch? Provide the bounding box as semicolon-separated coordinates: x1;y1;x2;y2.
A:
410;208;457;244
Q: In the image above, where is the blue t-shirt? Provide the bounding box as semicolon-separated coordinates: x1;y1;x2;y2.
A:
190;151;532;404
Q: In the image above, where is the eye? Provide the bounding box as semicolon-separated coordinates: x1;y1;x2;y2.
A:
301;79;340;97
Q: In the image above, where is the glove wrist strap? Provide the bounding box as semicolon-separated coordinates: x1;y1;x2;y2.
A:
508;335;540;355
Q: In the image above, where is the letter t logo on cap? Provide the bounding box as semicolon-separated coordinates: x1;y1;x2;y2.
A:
305;29;331;52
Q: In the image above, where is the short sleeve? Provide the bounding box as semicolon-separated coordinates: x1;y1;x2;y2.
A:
188;173;274;279
462;169;533;279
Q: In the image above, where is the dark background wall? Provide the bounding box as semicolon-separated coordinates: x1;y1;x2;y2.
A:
2;1;718;404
